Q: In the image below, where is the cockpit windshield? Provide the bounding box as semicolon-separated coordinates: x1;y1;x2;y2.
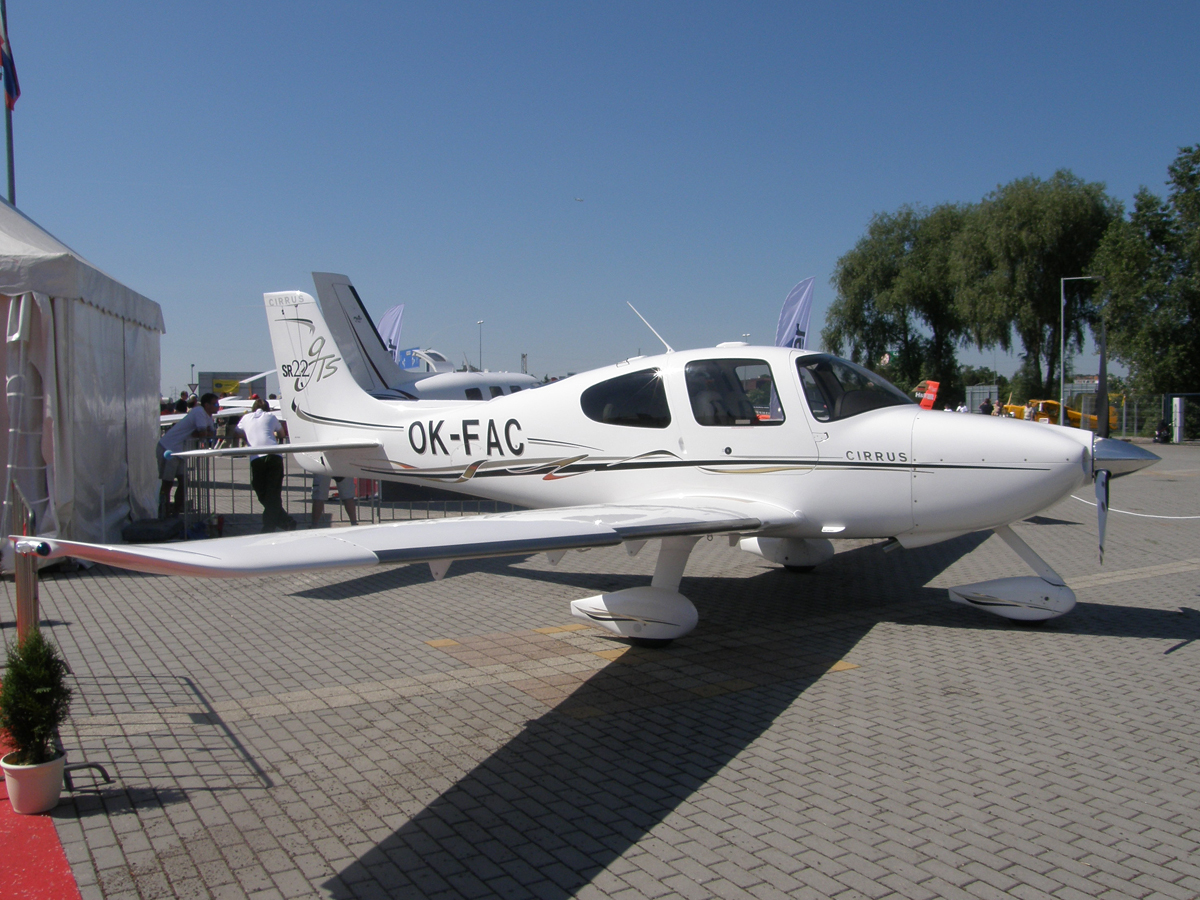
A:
795;354;913;422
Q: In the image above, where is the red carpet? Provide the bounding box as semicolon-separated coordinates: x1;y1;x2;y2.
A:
0;737;81;900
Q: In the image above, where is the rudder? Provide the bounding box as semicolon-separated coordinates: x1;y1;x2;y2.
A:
263;290;386;445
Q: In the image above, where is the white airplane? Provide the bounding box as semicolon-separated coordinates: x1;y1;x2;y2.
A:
20;290;1158;645
312;272;539;401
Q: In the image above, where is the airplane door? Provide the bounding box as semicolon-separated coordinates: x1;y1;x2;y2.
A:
670;355;818;469
794;354;915;536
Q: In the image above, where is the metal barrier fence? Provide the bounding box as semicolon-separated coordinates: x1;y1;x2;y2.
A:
181;452;518;538
1104;395;1196;441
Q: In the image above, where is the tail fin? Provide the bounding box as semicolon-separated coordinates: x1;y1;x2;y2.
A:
311;272;407;392
264;291;388;444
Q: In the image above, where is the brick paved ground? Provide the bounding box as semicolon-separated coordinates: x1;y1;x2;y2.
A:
3;442;1198;900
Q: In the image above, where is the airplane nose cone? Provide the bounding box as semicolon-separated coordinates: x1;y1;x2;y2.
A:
1093;437;1160;478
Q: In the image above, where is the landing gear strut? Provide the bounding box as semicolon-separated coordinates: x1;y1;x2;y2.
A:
947;525;1076;622
570;536;700;644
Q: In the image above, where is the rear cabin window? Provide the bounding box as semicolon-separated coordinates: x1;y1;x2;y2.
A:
685;359;783;426
795;354;913;422
580;369;671;428
489;386;504;398
464;388;483;401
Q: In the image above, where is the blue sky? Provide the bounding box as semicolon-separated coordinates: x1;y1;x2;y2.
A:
9;2;1199;395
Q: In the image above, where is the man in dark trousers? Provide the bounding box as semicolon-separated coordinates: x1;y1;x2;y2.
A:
157;392;218;517
236;399;296;532
979;396;994;417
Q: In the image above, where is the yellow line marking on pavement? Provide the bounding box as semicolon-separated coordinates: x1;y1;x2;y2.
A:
592;648;649;663
827;660;860;672
1068;558;1200;590
533;624;590;634
424;638;460;647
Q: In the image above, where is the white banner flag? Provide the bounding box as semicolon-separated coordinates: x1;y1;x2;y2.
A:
377;304;405;362
774;277;815;349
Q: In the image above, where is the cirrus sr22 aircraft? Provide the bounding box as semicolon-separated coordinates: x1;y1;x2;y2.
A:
17;290;1159;645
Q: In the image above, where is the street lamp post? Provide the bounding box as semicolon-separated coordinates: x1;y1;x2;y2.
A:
1059;276;1103;426
476;320;484;371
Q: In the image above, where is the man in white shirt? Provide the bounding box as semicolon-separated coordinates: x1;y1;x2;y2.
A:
237;399;296;532
157;392;219;518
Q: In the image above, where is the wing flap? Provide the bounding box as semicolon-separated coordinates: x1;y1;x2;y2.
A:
17;503;762;579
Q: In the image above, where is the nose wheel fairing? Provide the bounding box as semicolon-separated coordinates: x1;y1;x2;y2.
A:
948;525;1076;622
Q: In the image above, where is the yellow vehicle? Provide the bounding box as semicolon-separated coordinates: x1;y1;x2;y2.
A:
1000;398;1118;430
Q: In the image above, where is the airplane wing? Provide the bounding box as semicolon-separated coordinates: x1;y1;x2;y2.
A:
15;503;763;579
160;407;274;427
168;440;382;459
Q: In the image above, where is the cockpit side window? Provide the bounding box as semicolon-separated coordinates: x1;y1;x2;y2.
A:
795;354;913;422
685;359;783;426
580;368;671;428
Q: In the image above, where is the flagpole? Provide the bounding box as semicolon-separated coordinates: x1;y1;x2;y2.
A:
0;0;12;206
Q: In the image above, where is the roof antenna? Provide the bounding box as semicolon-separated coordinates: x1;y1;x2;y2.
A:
626;302;674;353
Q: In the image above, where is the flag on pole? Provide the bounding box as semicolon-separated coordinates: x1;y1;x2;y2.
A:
774;277;815;349
0;12;19;111
377;304;405;363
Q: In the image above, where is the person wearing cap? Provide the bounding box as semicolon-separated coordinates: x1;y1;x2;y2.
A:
237;399;296;532
158;392;219;517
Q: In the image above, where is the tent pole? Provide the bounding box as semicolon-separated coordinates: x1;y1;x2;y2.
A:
1;0;12;206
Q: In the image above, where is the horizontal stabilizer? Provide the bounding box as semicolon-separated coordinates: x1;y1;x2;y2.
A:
167;440;382;460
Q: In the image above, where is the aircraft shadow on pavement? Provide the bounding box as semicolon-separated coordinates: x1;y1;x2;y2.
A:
321;535;991;898
922;601;1200;646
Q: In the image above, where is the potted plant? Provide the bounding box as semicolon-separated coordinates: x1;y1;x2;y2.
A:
0;630;72;814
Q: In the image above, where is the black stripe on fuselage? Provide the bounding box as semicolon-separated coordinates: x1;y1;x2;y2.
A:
354;456;1052;481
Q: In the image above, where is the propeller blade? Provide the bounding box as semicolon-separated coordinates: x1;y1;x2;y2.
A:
1096;469;1110;564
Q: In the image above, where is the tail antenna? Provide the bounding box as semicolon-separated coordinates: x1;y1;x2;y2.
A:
626;302;674;353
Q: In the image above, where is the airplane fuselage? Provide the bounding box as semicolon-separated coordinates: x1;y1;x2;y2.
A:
279;325;1093;547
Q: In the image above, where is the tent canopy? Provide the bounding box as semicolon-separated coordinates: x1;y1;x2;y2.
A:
0;201;165;562
0;200;164;333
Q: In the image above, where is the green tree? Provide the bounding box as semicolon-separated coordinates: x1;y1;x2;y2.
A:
1092;145;1200;393
953;171;1119;399
824;204;966;392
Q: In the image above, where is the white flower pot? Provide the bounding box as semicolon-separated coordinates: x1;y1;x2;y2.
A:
2;751;65;814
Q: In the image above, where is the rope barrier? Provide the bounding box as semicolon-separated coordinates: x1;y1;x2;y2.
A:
1071;495;1200;520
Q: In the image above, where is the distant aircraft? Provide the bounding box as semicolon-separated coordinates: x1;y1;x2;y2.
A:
28;290;1158;644
312;272;538;401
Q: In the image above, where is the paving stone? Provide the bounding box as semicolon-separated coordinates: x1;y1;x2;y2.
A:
10;443;1197;899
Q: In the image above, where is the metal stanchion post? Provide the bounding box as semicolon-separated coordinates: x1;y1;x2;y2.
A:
14;543;38;641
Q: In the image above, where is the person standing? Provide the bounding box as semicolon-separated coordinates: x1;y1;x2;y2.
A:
237;399;296;532
157;393;219;517
979;396;994;416
311;475;358;528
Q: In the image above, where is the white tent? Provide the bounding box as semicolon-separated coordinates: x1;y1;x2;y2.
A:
0;200;164;568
